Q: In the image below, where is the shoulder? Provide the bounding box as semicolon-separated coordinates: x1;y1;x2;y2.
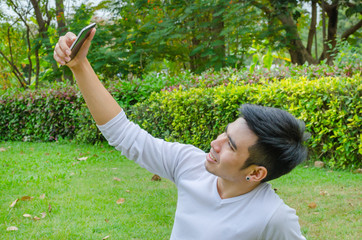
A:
261;203;306;240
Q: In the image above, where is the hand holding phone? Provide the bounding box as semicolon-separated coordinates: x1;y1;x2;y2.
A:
70;23;96;60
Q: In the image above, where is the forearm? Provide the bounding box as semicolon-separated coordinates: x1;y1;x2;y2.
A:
70;59;122;125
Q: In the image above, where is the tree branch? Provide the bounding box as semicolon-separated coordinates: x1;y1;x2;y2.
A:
0;50;26;88
341;19;362;40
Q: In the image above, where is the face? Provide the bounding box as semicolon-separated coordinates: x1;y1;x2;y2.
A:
205;118;258;182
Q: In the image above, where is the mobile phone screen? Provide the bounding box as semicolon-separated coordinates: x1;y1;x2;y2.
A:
70;23;96;59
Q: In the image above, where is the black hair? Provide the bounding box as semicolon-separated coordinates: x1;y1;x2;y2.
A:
240;104;310;182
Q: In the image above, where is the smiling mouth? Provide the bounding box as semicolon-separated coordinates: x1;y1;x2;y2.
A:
207;152;217;163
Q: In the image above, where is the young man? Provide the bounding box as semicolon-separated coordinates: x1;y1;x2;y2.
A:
54;28;308;239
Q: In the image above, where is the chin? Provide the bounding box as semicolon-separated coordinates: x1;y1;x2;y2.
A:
204;161;216;175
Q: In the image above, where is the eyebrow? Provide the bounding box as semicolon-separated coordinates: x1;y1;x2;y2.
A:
225;124;238;150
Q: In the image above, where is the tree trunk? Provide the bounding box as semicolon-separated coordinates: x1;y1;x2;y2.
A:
190;36;201;72
319;0;339;64
325;1;339;64
211;3;226;70
307;1;317;55
30;0;61;82
277;13;317;65
56;0;73;83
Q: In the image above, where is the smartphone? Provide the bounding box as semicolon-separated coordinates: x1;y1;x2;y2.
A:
69;23;96;59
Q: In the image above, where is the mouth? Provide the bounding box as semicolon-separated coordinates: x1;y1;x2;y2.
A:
206;151;217;163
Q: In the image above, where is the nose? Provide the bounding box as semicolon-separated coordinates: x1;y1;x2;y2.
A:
211;133;227;152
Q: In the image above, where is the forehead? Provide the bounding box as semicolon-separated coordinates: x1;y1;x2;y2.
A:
228;118;258;148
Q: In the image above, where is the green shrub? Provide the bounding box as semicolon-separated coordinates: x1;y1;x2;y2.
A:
0;84;103;143
129;75;362;169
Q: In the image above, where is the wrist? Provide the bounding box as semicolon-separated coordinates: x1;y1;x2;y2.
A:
68;58;90;73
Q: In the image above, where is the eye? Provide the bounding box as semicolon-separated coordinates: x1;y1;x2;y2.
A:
228;141;235;151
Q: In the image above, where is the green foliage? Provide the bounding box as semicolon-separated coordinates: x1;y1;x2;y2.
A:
129;75;362;169
0;84;102;143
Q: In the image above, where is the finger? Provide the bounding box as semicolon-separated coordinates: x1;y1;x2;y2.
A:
65;32;77;48
58;36;72;57
59;33;76;56
54;42;69;61
54;50;66;66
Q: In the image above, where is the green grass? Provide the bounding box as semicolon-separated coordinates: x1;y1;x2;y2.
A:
1;142;361;239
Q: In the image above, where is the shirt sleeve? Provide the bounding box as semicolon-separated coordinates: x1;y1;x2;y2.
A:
97;111;205;183
260;203;306;240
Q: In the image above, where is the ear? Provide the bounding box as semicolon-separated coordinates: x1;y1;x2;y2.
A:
247;166;267;182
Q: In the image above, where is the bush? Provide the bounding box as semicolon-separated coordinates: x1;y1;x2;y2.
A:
129;75;362;169
0;84;103;143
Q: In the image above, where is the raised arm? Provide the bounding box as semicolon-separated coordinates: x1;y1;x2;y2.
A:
53;29;122;125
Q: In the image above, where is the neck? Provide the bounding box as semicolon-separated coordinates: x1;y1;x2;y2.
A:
217;177;261;199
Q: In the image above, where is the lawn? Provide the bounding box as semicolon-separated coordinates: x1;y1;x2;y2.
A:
1;141;361;239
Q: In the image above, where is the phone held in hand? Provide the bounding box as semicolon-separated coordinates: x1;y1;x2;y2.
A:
69;23;96;59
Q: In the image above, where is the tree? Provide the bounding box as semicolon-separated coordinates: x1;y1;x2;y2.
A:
0;0;60;88
249;0;362;65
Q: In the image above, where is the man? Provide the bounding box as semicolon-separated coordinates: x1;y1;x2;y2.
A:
54;28;308;239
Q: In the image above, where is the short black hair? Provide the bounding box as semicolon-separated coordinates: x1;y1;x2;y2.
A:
240;104;309;182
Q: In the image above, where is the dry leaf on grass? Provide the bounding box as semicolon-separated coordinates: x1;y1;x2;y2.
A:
33;216;41;221
41;212;46;218
10;198;19;208
23;214;32;218
21;196;33;201
314;161;325;168
308;202;317;209
113;177;121;182
48;203;52;213
319;190;330;196
102;236;110;240
116;198;125;204
0;147;6;152
39;194;46;199
151;174;161;181
7;226;18;231
77;157;88;161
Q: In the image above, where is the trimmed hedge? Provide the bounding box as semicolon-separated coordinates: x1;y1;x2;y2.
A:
1;75;360;168
0;85;103;143
129;75;362;169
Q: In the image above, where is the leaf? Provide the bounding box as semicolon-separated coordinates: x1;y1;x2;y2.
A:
39;194;46;199
319;190;329;196
48;203;52;213
10;198;19;208
102;236;110;240
113;177;121;182
7;226;18;231
116;198;125;204
41;212;46;218
151;174;161;181
77;157;88;161
33;216;40;221
23;214;32;218
21;196;33;201
314;161;325;168
308;202;317;209
0;147;6;152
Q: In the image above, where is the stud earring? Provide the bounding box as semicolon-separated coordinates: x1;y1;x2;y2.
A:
246;176;250;181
